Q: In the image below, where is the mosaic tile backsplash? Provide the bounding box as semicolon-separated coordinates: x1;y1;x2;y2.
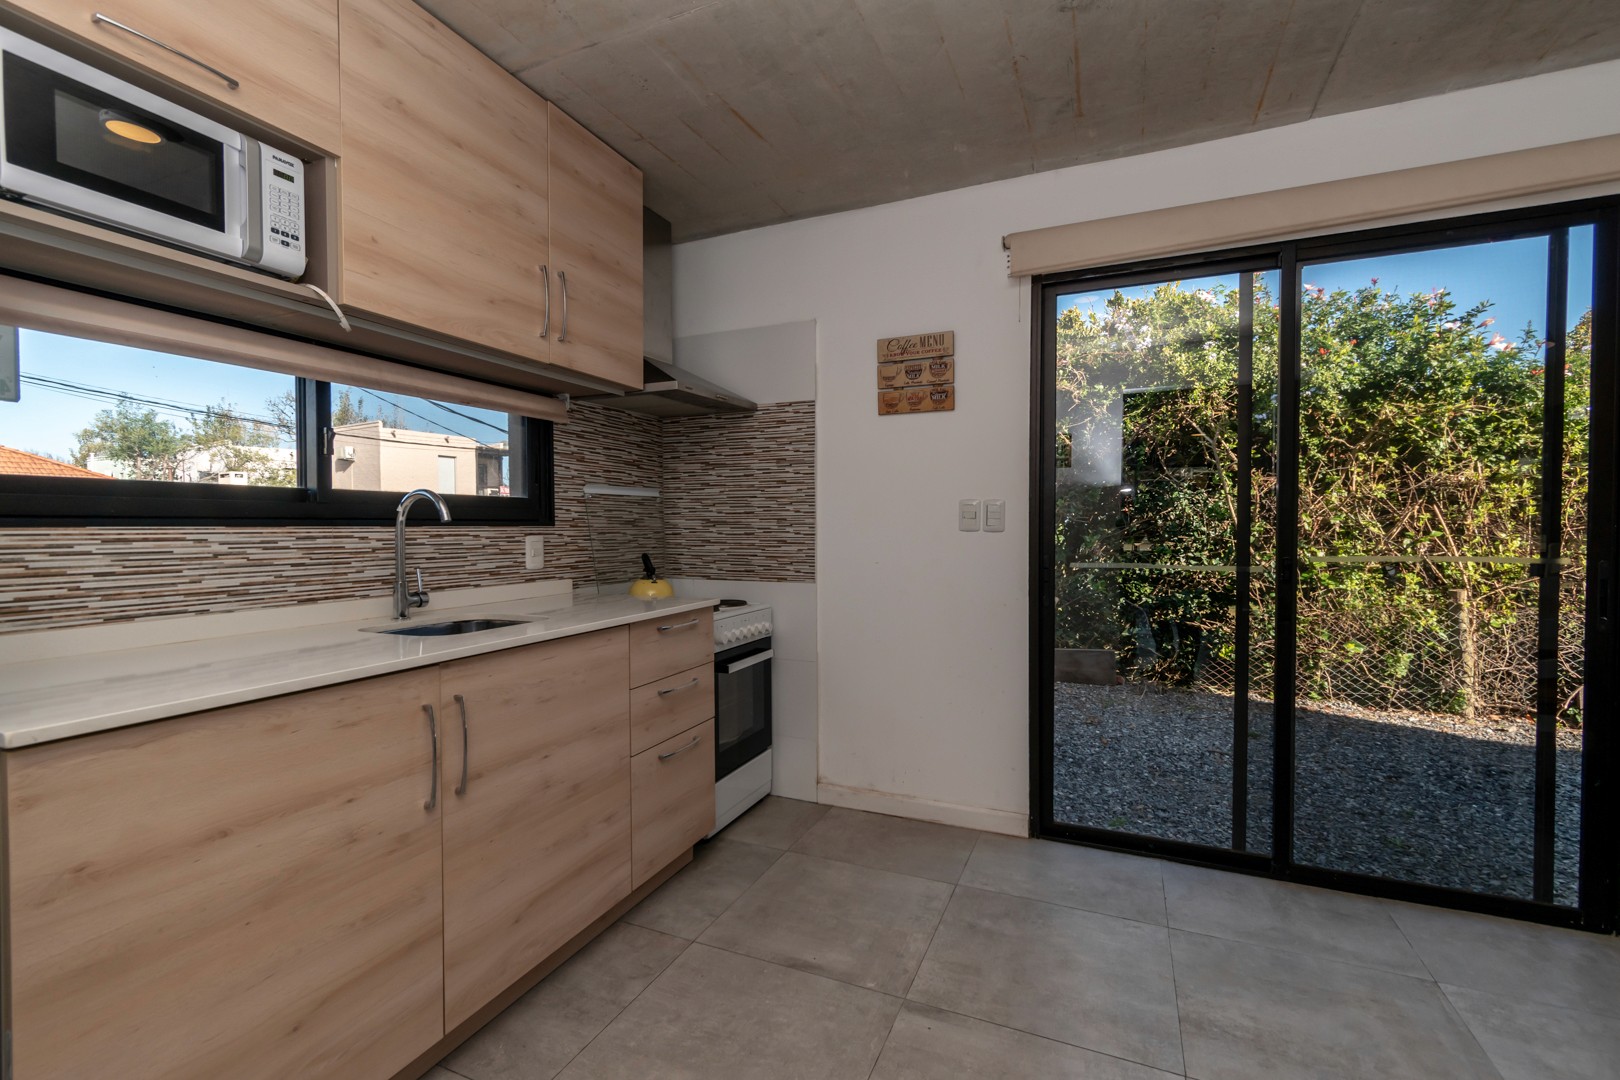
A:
0;400;814;633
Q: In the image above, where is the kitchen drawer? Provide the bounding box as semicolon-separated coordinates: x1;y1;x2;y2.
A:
630;662;714;756
629;608;713;687
630;719;714;888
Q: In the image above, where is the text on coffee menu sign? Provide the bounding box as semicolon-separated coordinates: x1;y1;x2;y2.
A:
876;331;954;363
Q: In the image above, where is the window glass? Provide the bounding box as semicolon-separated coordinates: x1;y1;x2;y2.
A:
328;383;520;498
0;329;297;486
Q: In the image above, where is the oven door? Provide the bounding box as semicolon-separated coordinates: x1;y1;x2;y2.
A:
0;29;245;259
715;639;772;781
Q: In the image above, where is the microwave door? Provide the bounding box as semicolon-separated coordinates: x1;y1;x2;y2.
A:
0;31;245;260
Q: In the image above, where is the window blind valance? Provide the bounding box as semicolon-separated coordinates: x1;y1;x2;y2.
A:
0;275;570;422
1003;133;1620;278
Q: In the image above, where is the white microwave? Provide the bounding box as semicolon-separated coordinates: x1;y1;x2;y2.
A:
0;28;305;279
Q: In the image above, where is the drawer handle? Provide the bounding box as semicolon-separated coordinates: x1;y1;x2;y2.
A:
91;14;241;89
656;619;700;633
658;735;703;762
539;264;551;339
423;704;440;811
453;693;470;796
657;677;701;697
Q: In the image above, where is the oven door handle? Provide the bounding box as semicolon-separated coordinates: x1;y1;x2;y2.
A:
718;649;773;675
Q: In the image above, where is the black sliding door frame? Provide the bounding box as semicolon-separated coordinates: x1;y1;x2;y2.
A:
1030;195;1620;933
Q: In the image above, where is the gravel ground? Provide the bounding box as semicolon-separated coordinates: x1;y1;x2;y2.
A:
1053;682;1583;906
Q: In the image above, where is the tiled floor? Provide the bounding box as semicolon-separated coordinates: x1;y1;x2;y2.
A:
434;797;1620;1080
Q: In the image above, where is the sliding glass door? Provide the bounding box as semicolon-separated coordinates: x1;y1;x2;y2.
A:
1034;200;1619;930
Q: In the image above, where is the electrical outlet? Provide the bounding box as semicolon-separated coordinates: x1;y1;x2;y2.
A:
958;499;981;532
984;499;1006;532
524;536;545;569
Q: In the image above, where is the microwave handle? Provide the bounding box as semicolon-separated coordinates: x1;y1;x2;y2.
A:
719;649;773;675
92;14;240;90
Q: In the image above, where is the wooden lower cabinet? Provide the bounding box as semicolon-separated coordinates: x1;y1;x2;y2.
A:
438;627;634;1029
2;668;445;1080
631;720;716;888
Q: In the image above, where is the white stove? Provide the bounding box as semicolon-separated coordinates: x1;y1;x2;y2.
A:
709;600;774;834
713;602;773;651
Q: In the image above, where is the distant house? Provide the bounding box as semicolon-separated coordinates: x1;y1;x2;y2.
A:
82;445;296;484
0;445;111;479
332;421;507;496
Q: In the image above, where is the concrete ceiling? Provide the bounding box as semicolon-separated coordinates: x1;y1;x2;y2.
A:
418;0;1620;240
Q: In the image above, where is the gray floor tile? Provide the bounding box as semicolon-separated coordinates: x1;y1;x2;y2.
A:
622;837;783;939
1172;930;1501;1080
1162;861;1428;977
1389;902;1620;1017
908;886;1183;1074
870;1002;1180;1080
962;835;1167;925
698;851;952;995
1444;984;1620;1080
556;943;902;1080
424;1069;465;1080
717;795;830;849
790;807;981;883
443;922;688;1080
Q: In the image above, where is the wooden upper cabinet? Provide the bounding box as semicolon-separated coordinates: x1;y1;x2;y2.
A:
548;103;644;389
3;668;446;1080
439;628;634;1029
9;0;341;151
338;0;549;360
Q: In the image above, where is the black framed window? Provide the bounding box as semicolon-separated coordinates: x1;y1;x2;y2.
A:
0;326;555;525
1032;195;1620;933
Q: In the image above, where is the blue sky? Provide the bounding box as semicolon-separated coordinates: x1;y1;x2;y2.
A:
0;332;509;461
1057;225;1596;355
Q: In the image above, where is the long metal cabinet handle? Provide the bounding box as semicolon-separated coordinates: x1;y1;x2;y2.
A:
657;735;702;762
657;619;700;633
423;704;440;811
539;265;551;339
557;270;570;342
657;677;701;697
91;14;241;89
453;694;470;796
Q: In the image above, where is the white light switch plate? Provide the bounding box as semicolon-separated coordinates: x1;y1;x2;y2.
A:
524;536;545;569
984;499;1006;532
958;499;981;532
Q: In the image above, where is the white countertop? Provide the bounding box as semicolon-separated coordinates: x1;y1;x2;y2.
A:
0;592;719;749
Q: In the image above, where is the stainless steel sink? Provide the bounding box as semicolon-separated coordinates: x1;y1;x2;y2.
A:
372;618;529;637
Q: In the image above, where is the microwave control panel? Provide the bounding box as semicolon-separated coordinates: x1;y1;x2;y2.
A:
254;142;306;279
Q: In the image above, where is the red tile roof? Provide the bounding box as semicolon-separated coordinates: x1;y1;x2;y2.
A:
0;445;111;478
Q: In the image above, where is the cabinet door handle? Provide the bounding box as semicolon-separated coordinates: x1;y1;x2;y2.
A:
91;14;241;89
557;270;570;342
658;735;702;762
657;677;701;697
453;693;470;796
539;264;551;339
423;704;440;811
657;619;700;633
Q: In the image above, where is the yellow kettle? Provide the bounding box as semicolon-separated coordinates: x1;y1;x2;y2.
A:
629;553;675;599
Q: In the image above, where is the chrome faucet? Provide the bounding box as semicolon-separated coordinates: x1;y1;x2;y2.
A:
394;488;451;619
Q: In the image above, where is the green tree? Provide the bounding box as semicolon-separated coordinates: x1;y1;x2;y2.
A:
190;401;295;487
1055;278;1587;721
71;399;187;480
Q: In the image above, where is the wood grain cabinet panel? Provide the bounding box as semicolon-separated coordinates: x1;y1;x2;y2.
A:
7;0;342;151
439;627;634;1029
628;607;713;688
2;668;445;1080
548;102;643;389
630;662;714;756
338;0;549;359
631;719;716;888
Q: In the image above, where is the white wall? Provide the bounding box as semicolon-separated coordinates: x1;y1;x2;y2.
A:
672;60;1620;836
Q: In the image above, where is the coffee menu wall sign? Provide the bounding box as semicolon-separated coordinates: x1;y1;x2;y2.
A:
876;330;956;415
